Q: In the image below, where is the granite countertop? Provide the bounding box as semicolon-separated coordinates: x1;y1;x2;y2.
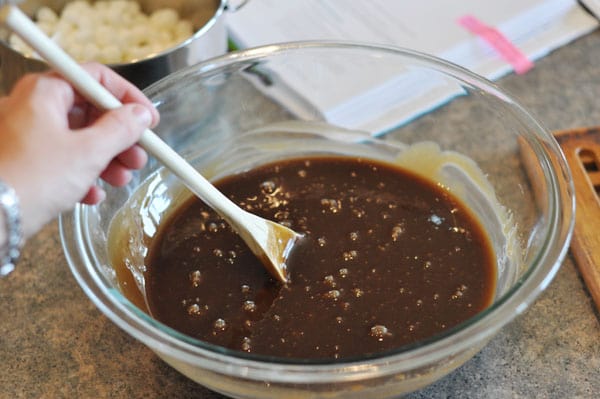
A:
2;31;600;399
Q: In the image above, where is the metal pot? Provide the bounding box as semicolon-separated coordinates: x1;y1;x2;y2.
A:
0;0;231;91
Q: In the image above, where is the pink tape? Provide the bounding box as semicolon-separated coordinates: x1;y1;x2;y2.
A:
458;15;534;75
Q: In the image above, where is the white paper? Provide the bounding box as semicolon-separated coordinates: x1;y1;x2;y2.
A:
226;0;598;134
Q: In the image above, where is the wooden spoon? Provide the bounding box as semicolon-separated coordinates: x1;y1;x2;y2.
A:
0;4;301;283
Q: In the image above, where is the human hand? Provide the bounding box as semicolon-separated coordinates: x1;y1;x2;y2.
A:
0;63;159;239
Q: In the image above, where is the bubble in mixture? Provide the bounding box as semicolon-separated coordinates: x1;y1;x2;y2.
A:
429;214;443;226
260;180;277;194
213;248;224;257
274;210;290;221
451;226;467;234
242;300;257;313
297;169;307;178
241;284;251;294
226;250;237;264
187;304;200;315
338;268;349;278
213;318;227;331
352;208;366;218
317;237;327;247
451;284;468;300
352;288;364;298
279;219;293;228
207;222;219;232
189;270;202;287
187;303;208;317
369;324;392;341
324;275;336;287
348;231;359;241
324;290;341;300
242;337;252;352
295;216;308;230
342;250;358;261
391;224;405;241
320;198;342;213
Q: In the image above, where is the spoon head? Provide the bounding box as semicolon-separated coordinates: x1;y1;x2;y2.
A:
263;221;304;283
236;213;303;284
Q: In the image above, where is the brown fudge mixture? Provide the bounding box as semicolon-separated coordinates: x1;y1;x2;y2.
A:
143;156;496;359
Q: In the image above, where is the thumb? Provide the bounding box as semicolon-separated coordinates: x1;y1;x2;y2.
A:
82;104;153;158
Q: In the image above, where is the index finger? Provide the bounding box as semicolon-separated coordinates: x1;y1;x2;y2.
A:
68;62;160;127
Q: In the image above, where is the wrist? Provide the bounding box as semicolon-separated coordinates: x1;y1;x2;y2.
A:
0;179;23;276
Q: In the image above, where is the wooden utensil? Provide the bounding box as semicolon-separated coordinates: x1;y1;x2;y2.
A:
0;3;302;283
552;127;600;310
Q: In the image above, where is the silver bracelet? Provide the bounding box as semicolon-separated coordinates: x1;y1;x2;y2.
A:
0;179;23;276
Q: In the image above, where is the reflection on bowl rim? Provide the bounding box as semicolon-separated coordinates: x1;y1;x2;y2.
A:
59;41;575;384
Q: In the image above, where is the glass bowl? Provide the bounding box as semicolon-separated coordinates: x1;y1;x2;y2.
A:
59;42;574;398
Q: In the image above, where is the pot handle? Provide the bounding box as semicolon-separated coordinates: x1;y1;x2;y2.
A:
225;0;250;12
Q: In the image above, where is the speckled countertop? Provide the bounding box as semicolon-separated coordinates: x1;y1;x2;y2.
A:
2;31;600;399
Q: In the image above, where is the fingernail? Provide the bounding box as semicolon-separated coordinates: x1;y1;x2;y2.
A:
132;105;152;126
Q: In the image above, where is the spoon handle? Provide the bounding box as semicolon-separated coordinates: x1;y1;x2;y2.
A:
0;4;245;221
